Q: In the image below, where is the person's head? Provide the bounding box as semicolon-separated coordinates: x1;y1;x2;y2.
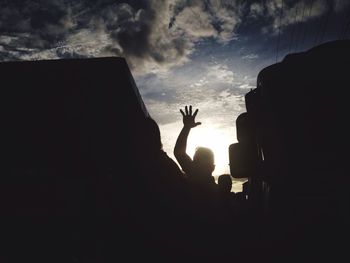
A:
143;117;163;153
193;147;215;175
218;174;232;193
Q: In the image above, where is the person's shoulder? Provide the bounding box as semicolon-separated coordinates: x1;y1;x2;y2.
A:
160;151;182;170
159;150;175;162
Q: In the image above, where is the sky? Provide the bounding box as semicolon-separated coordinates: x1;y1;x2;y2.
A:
1;0;350;190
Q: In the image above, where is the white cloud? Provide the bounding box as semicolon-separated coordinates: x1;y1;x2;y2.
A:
250;3;264;18
207;64;235;85
208;0;241;42
242;53;259;59
239;83;254;90
174;6;217;39
249;0;332;35
276;0;327;30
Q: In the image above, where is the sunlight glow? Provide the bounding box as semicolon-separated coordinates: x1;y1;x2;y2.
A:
185;124;234;176
159;119;243;192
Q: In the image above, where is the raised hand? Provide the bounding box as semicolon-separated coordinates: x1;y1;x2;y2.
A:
180;105;201;128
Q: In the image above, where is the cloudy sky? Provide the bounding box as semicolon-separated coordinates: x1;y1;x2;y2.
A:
1;0;350;188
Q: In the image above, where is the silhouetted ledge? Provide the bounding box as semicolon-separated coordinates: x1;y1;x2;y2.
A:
246;39;350;184
0;56;158;261
243;40;350;259
1;56;149;215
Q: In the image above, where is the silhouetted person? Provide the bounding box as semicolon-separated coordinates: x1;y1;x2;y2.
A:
174;105;216;189
116;116;193;261
173;105;221;252
218;174;248;217
136;116;188;209
217;173;239;217
218;174;233;194
141;116;186;182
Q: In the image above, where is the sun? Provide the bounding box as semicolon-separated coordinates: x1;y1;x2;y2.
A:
159;120;243;192
185;124;235;176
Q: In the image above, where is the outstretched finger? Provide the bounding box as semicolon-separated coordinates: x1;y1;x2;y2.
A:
195;122;202;126
189;105;192;115
185;105;188;115
180;109;185;117
193;109;198;118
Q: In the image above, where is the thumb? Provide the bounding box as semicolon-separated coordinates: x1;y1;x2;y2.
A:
195;122;202;126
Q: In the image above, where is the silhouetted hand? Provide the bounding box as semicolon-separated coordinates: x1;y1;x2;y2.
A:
180;105;201;128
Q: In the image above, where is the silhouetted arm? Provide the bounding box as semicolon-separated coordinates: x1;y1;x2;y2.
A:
174;105;201;173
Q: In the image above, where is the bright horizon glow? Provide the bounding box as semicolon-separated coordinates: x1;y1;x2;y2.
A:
184;123;235;177
160;122;235;176
159;117;245;192
186;124;246;192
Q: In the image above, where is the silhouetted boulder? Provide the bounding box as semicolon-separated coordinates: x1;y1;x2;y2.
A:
0;57;149;262
248;40;350;186
245;40;350;261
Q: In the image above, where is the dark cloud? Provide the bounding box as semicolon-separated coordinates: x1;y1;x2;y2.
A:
0;0;243;73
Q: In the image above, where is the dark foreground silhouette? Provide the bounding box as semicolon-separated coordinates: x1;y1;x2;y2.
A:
1;40;350;262
229;39;350;261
